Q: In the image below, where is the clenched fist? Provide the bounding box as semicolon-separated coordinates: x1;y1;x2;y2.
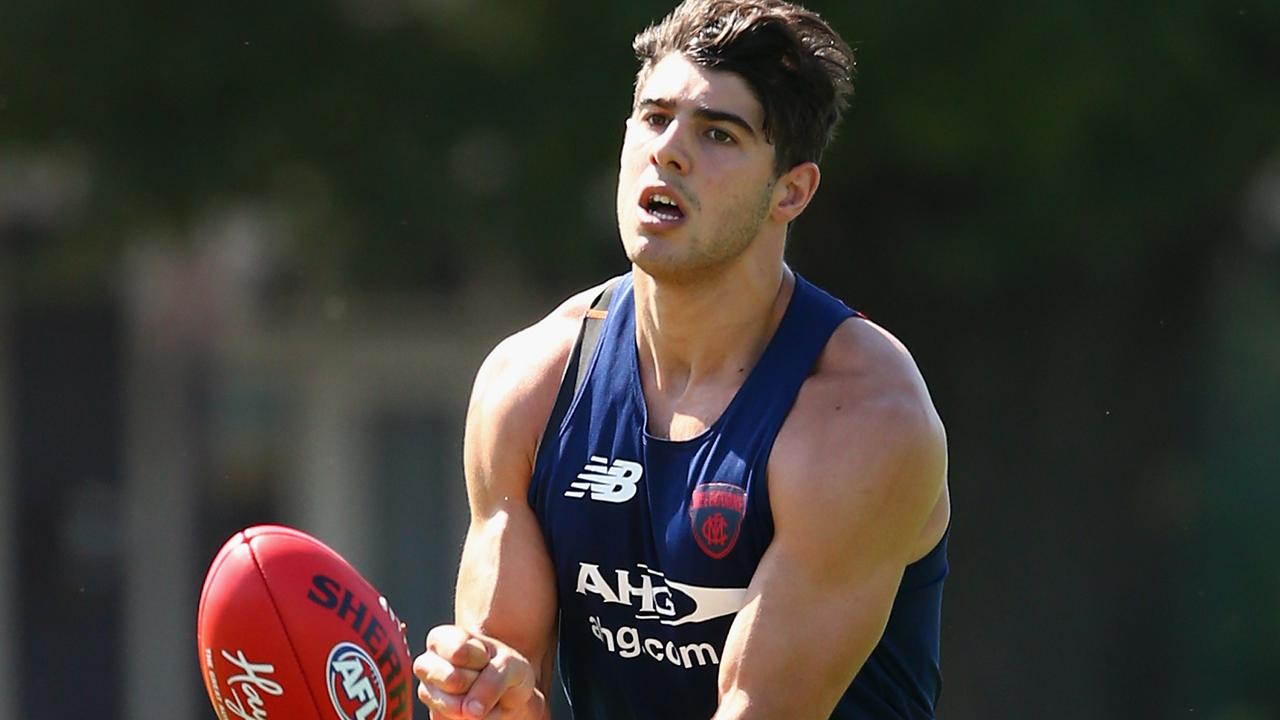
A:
414;625;547;720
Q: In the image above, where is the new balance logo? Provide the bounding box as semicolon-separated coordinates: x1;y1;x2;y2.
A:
565;456;643;503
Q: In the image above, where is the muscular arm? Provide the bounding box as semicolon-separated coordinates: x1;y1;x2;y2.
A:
452;334;562;710
714;320;949;720
417;285;607;720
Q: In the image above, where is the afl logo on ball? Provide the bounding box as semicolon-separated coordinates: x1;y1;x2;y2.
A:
326;642;386;720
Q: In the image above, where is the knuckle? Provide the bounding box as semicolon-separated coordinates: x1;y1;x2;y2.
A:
425;625;457;652
488;652;512;674
420;654;477;694
417;680;463;718
466;636;492;659
492;651;531;685
440;667;479;694
466;667;504;705
456;640;492;668
416;652;443;676
417;682;441;711
448;644;475;665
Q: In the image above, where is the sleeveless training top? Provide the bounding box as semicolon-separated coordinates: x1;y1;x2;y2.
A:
529;272;948;719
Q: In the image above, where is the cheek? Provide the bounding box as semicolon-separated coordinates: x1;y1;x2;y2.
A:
619;138;649;174
615;171;636;221
616;144;651;204
717;162;774;201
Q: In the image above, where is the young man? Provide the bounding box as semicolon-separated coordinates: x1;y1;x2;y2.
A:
413;1;950;718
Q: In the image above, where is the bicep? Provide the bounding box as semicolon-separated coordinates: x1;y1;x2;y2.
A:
716;400;946;719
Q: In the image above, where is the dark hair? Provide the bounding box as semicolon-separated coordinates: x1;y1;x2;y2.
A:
632;0;855;175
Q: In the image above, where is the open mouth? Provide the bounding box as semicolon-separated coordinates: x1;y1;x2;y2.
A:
641;191;686;222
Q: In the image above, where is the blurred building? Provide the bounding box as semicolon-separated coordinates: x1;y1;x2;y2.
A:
0;189;540;718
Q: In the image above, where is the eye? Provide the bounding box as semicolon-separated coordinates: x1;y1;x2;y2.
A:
707;127;736;145
642;112;671;129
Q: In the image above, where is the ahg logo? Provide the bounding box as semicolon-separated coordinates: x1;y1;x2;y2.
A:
219;649;284;720
575;563;745;626
327;642;387;720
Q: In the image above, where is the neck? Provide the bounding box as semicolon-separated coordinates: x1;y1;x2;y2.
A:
632;255;794;401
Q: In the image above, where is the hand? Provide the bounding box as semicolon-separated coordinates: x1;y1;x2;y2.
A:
414;624;545;720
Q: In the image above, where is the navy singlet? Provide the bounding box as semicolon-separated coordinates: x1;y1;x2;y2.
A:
528;272;948;719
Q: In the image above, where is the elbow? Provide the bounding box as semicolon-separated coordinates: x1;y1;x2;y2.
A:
715;685;795;720
713;686;752;719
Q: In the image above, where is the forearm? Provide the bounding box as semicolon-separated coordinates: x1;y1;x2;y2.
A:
455;511;556;644
712;552;902;720
712;669;863;719
423;517;558;720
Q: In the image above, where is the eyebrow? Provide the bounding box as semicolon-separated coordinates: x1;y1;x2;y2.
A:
637;98;758;139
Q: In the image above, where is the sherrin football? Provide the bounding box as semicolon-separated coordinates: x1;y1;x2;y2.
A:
197;525;413;720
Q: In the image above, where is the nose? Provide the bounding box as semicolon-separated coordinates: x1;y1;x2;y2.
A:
649;121;690;175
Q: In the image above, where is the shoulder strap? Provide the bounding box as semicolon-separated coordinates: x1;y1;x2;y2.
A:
573;277;622;396
544;276;624;440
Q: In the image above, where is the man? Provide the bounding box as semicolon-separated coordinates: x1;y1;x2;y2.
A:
413;1;950;717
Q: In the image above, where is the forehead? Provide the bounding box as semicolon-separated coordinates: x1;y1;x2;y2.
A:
636;53;764;128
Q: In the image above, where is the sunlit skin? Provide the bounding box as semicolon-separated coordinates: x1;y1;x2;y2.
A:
616;53;823;439
615;53;782;286
413;49;948;720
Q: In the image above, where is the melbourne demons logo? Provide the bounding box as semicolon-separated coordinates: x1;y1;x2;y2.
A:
689;483;746;559
326;642;386;720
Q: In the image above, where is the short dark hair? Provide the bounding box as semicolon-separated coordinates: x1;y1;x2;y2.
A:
632;0;855;175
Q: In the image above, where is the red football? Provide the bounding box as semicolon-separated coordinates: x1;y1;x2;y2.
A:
197;524;414;720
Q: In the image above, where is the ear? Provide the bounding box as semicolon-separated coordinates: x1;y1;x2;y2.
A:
769;162;821;224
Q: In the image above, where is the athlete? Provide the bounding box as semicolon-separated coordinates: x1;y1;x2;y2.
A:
413;1;950;718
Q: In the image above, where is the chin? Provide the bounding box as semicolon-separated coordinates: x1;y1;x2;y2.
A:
623;239;670;275
628;248;731;287
622;228;671;261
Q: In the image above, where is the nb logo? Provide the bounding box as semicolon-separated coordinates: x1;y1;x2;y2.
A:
565;456;643;503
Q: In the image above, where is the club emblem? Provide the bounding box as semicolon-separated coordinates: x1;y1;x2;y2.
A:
689;483;747;559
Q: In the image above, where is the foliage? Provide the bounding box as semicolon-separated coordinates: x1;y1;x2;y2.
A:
2;1;1278;715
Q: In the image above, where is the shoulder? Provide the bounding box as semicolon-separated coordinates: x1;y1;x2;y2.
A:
794;315;945;452
464;279;618;492
469;278;616;429
769;316;948;561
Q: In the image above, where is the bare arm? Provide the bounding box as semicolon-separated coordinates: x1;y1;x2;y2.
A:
714;322;949;719
415;285;607;720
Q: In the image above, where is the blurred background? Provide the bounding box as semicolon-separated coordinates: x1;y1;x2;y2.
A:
1;0;1278;717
